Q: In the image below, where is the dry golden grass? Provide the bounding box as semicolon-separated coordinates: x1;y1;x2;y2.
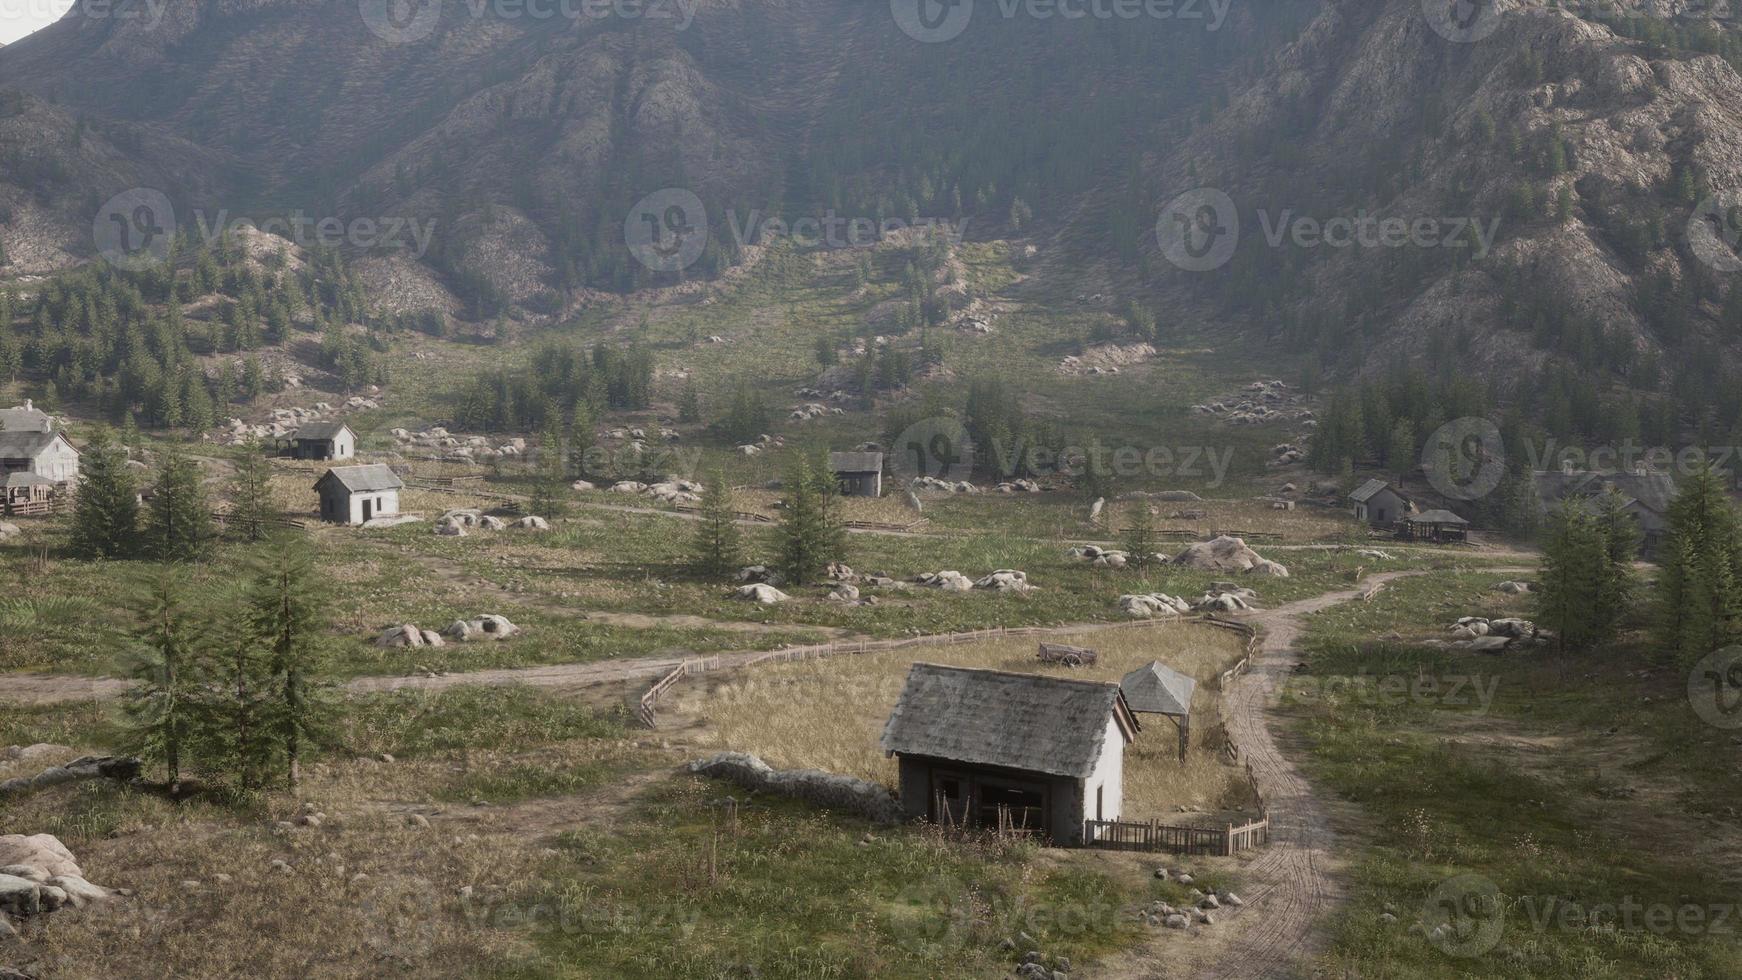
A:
675;621;1259;822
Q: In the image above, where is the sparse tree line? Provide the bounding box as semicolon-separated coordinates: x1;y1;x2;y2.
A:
690;453;847;587
450;340;655;433
71;429;278;561
0;234;386;430
124;541;335;796
1534;461;1742;660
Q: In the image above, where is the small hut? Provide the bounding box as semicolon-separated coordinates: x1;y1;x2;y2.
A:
1119;661;1197;762
881;663;1138;844
290;421;357;462
829;451;884;498
1400;509;1470;543
1349;478;1414;526
314;464;403;525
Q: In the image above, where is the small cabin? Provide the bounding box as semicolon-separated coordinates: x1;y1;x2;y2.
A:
290;421;357;462
314;464;403;525
829;451;884;498
881;663;1138;845
1349;478;1414;526
3;472;56;515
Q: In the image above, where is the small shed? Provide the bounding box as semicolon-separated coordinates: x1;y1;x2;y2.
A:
314;464;403;525
3;472;56;515
1120;661;1198;762
881;663;1139;845
1349;478;1413;525
290;421;357;462
829;451;884;498
1400;509;1469;543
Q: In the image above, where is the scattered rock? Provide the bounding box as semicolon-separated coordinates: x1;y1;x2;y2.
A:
732;584;790;605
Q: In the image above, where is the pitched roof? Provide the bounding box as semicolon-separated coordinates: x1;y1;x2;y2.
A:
1534;470;1677;516
1350;478;1405;503
4;471;55;488
829;451;884;474
1120;661;1197;718
315;464;403;493
0;430;73;460
880;663;1136;779
1409;509;1469;525
0;406;53;433
292;421;354;442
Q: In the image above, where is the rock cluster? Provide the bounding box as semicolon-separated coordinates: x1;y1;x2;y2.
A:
1434;617;1546;652
1067;545;1170;569
1190;380;1314;427
1119;593;1193;618
391;426;527;461
435;509;547;536
911;476;980;494
0;752;141;799
1171;536;1288;578
443;615;521;642
687;752;902;825
611;478;703;505
1058;341;1156;376
0;834;117;937
1193;585;1260;613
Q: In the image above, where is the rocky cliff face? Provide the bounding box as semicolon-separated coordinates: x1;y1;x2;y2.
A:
1;0;1740;388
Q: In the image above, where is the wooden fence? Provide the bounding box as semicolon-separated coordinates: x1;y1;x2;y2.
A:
635;611;1277;857
211;512;309;532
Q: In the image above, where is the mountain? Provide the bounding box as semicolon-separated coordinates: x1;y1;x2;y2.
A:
1;0;1741;423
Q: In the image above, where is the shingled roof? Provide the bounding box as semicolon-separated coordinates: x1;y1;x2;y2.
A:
1408;509;1470;525
0;404;53;434
0;430;73;460
1350;478;1405;503
314;464;403;494
829;451;884;474
1534;470;1677;516
880;663;1137;780
1120;661;1197;718
292;421;354;442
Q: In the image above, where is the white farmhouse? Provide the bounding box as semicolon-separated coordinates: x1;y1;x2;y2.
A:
314;464;403;525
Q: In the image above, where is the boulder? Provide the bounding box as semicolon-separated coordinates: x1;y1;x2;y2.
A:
442;615;521;642
915;571;975;592
516;516;550;530
0;875;40;917
1247;559;1290;578
736;565;787;587
0;836;81;879
1494;581;1534;594
570;480;597;491
477;515;507;531
974;570;1033;593
1489;618;1536;639
0;522;20;540
375;625;424;648
418;630;445;648
1172;536;1272;573
46;875;111;909
827;583;861;603
733;584;790;605
1120;594;1190;618
434;521;467;537
1468;636;1511;653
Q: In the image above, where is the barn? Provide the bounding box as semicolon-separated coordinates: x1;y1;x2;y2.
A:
880;663;1139;845
829;451;884;498
314;464;403;525
290;421;357;462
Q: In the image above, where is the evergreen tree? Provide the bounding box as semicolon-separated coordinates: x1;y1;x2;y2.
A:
691;469;743;578
69;429;140;559
776;454;847;585
228;439;276;542
529;480;566;520
1535;503;1612;652
678;383;702;424
123;573;204;787
201;631;275;794
145;449;215;562
1123;502;1158;567
1656;461;1742;660
246;541;333;789
569;400;596;477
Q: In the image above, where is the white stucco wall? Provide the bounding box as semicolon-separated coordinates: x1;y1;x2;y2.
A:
32;438;80;482
346;488;399;524
1085;715;1126;824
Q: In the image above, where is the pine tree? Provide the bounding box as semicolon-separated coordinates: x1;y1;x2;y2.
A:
246;541;333;789
1123;502;1158;568
678;383;702;424
202;631;276;794
123;573;205;787
777;454;847;586
569;400;596;477
69;428;141;560
145;449;215;562
691;469;743;578
1657;461;1742;660
228;439;276;542
1535;503;1610;652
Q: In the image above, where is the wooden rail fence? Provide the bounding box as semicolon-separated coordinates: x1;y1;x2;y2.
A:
635;610;1277;857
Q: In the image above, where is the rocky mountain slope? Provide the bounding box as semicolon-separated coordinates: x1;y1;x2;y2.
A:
1;0;1740;398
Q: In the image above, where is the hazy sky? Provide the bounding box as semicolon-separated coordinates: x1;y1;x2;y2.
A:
1;1;73;46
